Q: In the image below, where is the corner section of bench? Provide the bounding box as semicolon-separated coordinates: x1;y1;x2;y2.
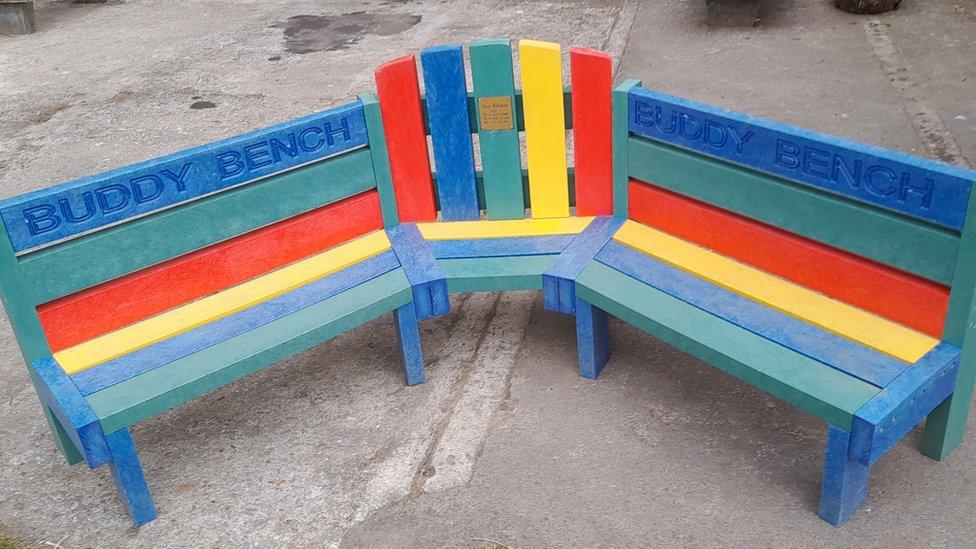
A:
849;343;960;466
29;357;110;468
386;224;450;319
542;216;623;314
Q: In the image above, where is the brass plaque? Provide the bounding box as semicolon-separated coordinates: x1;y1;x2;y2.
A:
478;96;514;131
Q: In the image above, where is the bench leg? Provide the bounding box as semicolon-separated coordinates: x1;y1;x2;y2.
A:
44;405;84;465
394;303;425;386
105;429;157;527
819;425;870;527
575;297;611;380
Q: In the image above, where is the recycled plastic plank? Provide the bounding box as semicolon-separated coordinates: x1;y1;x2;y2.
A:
570;47;613;216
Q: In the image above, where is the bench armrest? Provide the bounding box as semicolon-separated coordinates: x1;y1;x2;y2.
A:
849;343;960;466
29;357;110;468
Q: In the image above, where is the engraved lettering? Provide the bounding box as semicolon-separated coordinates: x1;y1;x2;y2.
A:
478;97;514;131
216;151;245;179
23;205;60;236
898;174;935;208
864;165;897;196
703;120;728;148
58;192;96;223
802;147;831;179
656;107;677;134
775;139;800;169
634;100;654;127
160;162;192;192
94;184;131;214
243;141;274;170
831;155;862;189
270;134;300;161
728;128;755;155
130;175;164;204
300;127;325;152
324;118;351;146
678;113;702;140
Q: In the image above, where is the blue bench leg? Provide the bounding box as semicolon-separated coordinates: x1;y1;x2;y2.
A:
394;303;425;386
105;429;157;526
819;424;871;527
575;297;611;380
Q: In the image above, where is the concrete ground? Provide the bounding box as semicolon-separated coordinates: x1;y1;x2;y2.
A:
1;0;975;546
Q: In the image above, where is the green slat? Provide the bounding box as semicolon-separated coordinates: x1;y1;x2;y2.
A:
921;184;976;459
88;269;412;434
21;148;376;304
577;262;879;428
359;93;400;227
613;80;641;217
629;136;960;284
439;254;557;292
470;39;524;220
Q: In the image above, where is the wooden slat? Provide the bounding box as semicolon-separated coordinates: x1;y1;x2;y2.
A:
470;39;524;220
439;255;558;292
375;55;437;222
39;191;383;352
54;231;391;374
88;269;413;434
1;102;368;253
576;262;880;428
629;180;950;337
570;47;613;216
518;40;569;218
628;86;976;230
615;221;939;362
421;44;480;221
428;235;573;259
628;136;960;284
21;148;376;304
417;217;592;240
71;251;401;396
598;240;908;387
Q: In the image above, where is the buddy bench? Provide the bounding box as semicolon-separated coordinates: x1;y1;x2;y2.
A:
1;39;974;528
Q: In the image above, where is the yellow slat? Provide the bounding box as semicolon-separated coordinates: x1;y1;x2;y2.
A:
417;217;593;240
614;221;939;363
518;39;569;218
55;231;392;374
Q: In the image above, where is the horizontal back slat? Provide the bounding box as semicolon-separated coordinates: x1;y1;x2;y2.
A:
21;148;375;304
628;87;975;230
629;136;960;284
1;102;368;253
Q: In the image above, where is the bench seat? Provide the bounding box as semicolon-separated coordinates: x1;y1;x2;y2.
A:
573;220;962;480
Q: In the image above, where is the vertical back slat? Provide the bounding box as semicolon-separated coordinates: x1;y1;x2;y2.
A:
519;40;569;218
470;39;524;219
358;92;400;226
421;44;480;221
570;47;613;216
613;79;641;217
375;55;437;222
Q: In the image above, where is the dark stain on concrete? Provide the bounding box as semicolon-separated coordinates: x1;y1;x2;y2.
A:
272;12;422;54
190;101;217;110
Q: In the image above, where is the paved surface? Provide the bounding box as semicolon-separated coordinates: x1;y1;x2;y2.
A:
1;0;975;546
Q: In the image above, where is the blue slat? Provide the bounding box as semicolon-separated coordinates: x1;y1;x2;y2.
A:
386;224;450;319
30;357;110;467
628;87;976;230
421;44;480;221
849;343;960;466
543;216;623;313
596;241;908;387
428;235;574;259
1;102;369;253
71;251;401;395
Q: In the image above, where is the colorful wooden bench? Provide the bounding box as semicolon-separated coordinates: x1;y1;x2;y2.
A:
1;38;974;528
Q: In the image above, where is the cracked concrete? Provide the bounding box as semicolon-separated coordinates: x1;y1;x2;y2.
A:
2;0;976;547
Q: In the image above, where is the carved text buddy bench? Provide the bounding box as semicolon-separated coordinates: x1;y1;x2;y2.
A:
2;38;974;528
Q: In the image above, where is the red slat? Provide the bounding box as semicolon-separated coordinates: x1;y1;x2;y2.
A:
375;55;437;222
628;179;950;337
39;190;384;351
570;47;613;216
